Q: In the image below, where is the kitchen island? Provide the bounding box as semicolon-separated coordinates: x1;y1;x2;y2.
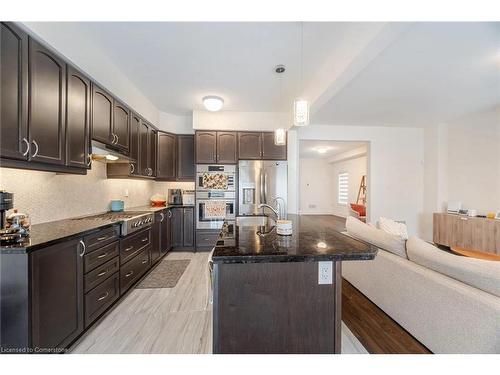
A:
211;214;377;354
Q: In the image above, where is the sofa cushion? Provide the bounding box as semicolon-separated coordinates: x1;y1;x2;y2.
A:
378;217;409;240
346;216;407;258
407;236;500;298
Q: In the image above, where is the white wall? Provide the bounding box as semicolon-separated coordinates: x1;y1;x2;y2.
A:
21;22;161;126
193;110;290;131
421;105;500;240
299;159;335;214
330;156;367;217
159;112;194;134
289;125;424;237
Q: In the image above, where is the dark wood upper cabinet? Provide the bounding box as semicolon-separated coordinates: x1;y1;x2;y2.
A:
30;238;84;350
238;132;262;160
0;22;28;161
177;135;195;180
91;84;113;145
28;37;66;165
150;129;157;177
195;131;217;163
217;132;237;164
129;113;141;175
65;65;90;168
262;132;286;160
139;120;150;176
113;100;130;151
157;132;176;180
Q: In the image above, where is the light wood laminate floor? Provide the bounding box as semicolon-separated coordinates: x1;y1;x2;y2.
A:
70;250;367;354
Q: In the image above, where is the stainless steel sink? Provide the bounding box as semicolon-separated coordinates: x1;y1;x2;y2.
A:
236;215;275;227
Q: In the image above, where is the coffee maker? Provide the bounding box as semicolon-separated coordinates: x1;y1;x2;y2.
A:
0;191;13;229
168;189;183;205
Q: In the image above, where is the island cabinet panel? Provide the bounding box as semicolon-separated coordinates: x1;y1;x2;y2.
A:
30;238;84;351
195;131;217;163
177;135;195;180
262;132;286;160
216;131;238;164
238;132;262;160
92;84;114;145
213;261;341;354
65;65;90;168
157;132;176;179
28;37;66;166
0;22;28;161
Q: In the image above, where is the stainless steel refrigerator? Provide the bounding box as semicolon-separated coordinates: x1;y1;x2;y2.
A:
238;160;287;216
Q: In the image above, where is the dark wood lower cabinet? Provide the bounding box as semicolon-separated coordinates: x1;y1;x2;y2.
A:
30;238;84;352
170;207;195;249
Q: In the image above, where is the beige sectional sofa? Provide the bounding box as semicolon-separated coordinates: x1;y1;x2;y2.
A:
343;216;500;354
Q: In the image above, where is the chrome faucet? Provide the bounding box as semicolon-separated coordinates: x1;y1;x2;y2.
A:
258;196;286;220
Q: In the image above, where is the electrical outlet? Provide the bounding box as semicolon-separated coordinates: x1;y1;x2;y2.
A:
318;261;333;284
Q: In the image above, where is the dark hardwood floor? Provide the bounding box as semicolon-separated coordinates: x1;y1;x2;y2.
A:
300;214;431;354
342;279;432;354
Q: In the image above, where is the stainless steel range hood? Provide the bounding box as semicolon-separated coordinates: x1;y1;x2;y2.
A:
91;140;134;163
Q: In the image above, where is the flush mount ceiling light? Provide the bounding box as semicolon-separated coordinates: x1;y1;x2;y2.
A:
317;147;329;154
293;22;310;127
202;96;224;112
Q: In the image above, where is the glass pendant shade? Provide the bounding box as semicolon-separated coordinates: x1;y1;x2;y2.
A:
293;99;309;127
274;128;286;146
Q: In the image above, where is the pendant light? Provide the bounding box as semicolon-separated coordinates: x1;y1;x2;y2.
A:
293;22;309;127
274;65;287;146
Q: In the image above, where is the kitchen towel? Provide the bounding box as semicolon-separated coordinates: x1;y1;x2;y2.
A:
204;200;226;219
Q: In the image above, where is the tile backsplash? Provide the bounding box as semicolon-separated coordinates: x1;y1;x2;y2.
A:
0;162;194;224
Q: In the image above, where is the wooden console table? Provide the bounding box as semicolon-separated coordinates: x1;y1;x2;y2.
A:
433;213;500;255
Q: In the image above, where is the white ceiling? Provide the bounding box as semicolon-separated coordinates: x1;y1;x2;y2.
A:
299;140;367;159
312;22;500;126
31;22;500;126
41;22;384;115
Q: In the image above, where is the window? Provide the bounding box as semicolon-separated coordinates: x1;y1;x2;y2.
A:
338;172;349;205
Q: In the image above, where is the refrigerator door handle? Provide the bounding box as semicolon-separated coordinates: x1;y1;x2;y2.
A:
259;169;265;204
263;173;268;204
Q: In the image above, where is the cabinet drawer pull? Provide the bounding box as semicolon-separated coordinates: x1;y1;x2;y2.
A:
97;270;108;277
125;270;134;278
130;163;135;174
142;237;148;243
21;138;30;156
98;291;109;301
124;246;134;252
142;259;148;264
97;236;109;241
97;252;108;259
79;240;86;257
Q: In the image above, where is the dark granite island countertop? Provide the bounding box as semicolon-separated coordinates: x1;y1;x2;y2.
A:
212;214;378;354
212;214;377;264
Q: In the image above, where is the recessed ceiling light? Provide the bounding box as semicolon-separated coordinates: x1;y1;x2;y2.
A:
203;96;224;112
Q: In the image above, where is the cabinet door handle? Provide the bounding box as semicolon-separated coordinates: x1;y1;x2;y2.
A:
115;134;119;144
21;138;30;156
168;210;172;218
141;259;148;264
98;291;109;301
97;252;108;259
97;270;108;277
160;212;165;222
79;240;86;257
125;270;134;278
31;140;39;157
97;236;109;241
130;163;135;174
142;237;148;243
124;246;134;252
87;157;92;167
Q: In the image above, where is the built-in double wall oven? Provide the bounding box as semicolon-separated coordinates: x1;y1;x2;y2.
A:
195;165;236;239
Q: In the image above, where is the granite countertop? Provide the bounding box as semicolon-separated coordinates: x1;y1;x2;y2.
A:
212;214;378;264
0;218;118;254
1;204;196;254
129;204;195;212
